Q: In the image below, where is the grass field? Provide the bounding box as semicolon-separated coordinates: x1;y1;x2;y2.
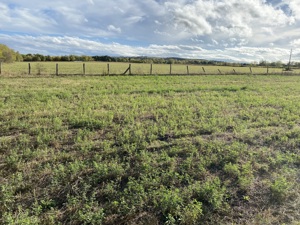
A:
1;62;300;76
0;75;300;224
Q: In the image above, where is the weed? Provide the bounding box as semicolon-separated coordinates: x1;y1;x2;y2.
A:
0;75;299;224
270;176;291;202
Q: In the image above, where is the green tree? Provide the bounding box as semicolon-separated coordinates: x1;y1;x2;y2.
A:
0;44;19;63
61;55;70;61
16;52;23;62
45;55;52;61
2;51;14;63
259;60;268;66
23;54;33;61
69;55;76;61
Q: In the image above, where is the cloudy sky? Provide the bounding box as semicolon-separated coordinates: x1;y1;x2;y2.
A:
1;0;300;62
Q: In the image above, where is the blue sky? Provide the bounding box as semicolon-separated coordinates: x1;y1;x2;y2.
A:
1;0;300;62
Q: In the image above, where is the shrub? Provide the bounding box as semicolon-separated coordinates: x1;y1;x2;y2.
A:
270;176;291;202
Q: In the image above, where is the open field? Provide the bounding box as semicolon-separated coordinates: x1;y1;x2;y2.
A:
1;62;300;76
0;75;300;224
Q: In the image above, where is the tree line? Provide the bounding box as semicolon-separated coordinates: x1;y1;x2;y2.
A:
20;54;293;68
1;43;299;68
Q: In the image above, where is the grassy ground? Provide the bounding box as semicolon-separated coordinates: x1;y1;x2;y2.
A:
0;75;299;224
1;62;299;76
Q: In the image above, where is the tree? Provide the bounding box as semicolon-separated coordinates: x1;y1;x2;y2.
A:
23;54;33;61
69;55;76;61
15;52;23;62
2;51;14;63
167;59;175;64
45;55;52;61
259;60;268;66
61;55;70;61
32;55;41;61
0;44;20;63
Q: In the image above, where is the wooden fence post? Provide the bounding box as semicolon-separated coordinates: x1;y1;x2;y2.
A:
187;65;189;75
170;64;172;75
28;63;31;75
83;63;85;75
267;66;269;74
107;63;110;75
150;64;153;75
249;67;252;74
129;64;131;75
122;64;131;75
202;67;206;73
56;63;58;75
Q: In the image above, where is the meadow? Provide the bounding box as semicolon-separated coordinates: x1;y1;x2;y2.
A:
0;74;299;224
1;61;300;76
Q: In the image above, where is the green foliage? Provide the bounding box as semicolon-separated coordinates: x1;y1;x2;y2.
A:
270;176;291;202
0;44;22;63
195;177;226;210
156;188;183;217
238;162;254;191
223;162;240;178
180;200;203;225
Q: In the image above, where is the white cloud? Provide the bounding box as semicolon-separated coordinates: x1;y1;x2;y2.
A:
0;34;299;63
87;0;94;5
290;39;300;46
286;0;300;19
212;39;219;45
164;0;294;39
107;25;121;34
165;2;213;36
0;0;299;62
261;27;274;35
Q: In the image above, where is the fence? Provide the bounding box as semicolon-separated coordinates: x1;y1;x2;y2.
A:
1;62;300;76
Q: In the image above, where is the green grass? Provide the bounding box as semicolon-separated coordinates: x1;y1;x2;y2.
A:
0;75;299;224
2;62;299;76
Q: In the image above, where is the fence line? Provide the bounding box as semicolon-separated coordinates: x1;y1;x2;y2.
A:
1;62;300;76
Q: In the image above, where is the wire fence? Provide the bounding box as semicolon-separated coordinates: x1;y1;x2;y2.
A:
1;62;300;76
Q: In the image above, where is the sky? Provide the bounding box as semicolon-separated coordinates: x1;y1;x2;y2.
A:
1;0;300;63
